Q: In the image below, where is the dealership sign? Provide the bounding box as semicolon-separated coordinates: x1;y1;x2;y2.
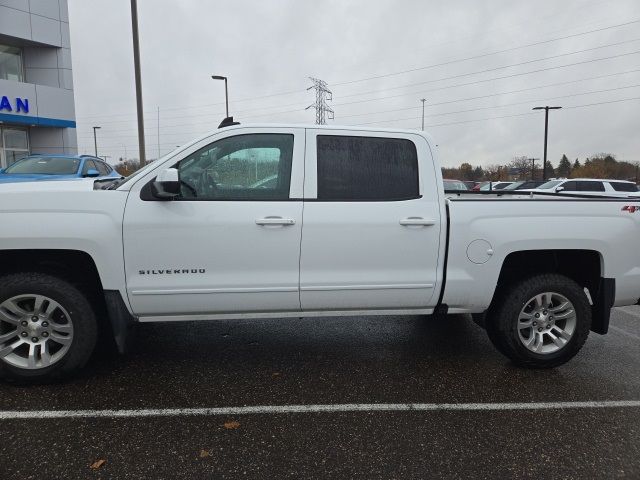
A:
0;96;29;114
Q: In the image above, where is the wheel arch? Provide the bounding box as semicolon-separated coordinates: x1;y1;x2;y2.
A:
490;249;612;334
0;249;105;299
0;249;135;352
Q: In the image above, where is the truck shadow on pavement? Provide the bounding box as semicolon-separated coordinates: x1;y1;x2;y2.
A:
1;313;635;412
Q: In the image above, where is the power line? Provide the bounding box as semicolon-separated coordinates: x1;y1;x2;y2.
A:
76;98;308;128
332;19;640;87
79;84;640;143
335;68;640;120
75;95;640;154
563;96;640;109
334;39;640;102
332;51;640;108
75;88;306;121
350;96;640;128
75;95;640;156
351;84;640;124
74;18;640;123
81;63;640;137
78;78;640;139
76;106;307;138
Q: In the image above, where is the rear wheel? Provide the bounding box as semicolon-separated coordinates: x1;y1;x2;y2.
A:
486;274;591;368
0;273;97;384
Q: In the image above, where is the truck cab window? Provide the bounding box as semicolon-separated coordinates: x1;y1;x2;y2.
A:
177;134;294;200
316;135;419;201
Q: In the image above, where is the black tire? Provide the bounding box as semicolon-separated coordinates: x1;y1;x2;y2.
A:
485;273;591;368
0;272;97;384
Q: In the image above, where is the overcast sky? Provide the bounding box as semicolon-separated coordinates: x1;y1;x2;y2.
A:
68;0;640;167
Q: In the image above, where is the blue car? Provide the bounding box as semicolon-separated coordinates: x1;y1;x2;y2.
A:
0;154;121;184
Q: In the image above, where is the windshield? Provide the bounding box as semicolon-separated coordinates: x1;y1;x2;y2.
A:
443;180;467;191
112;145;192;189
537;180;563;190
4;156;80;175
111;159;162;189
503;182;524;190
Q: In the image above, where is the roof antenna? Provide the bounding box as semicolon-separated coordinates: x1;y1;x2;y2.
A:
218;116;240;129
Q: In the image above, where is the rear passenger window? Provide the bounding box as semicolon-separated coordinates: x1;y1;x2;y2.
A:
316;135;419;201
611;182;638;192
578;181;605;192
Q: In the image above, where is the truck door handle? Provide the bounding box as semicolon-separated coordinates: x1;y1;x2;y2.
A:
399;217;436;226
255;217;296;226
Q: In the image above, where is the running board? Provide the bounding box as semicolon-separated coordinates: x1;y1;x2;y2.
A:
138;308;435;323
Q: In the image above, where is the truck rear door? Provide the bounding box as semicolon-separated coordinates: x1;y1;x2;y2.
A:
299;129;444;311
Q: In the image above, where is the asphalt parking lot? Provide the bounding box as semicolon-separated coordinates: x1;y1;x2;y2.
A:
1;307;639;479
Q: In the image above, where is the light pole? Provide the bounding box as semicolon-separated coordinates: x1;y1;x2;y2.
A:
533;106;562;181
212;75;229;118
92;126;101;157
130;0;146;167
420;98;426;131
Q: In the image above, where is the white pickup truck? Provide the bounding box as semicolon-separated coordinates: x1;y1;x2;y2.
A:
1;123;639;383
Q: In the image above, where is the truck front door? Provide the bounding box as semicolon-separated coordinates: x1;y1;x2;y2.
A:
122;128;305;317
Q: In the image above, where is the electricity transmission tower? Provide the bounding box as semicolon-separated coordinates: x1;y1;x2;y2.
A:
306;77;334;124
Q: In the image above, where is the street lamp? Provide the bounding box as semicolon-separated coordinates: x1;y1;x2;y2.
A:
92;126;101;157
420;98;426;131
532;106;562;181
211;75;229;118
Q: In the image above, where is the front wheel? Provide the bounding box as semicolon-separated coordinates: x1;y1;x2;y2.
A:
486;274;591;368
0;273;97;384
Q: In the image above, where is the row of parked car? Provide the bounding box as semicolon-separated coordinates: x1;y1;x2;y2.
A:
2;155;638;200
443;178;640;197
444;180;547;191
0;154;122;184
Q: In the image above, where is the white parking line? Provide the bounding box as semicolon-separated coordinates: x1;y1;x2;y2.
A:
1;400;639;420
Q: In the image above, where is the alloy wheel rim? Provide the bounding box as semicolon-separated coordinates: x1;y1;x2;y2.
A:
517;292;577;355
0;294;74;369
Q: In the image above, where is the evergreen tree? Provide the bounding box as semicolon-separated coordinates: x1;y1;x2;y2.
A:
544;160;555;178
573;159;581;170
557;155;572;177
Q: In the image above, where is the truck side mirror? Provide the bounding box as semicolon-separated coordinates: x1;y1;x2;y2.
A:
152;168;180;199
555;186;565;193
84;169;100;178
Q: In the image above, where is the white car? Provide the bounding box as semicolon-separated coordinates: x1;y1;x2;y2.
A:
0;123;639;383
525;178;639;197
